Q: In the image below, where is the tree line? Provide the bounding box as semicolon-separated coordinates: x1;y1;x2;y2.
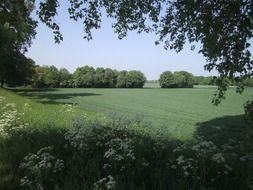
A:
32;65;146;88
159;71;253;88
2;59;253;89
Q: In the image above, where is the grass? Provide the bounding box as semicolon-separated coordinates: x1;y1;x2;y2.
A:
0;88;96;129
2;86;252;140
1;87;253;190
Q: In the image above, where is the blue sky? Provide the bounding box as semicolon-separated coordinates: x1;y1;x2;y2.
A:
26;2;216;80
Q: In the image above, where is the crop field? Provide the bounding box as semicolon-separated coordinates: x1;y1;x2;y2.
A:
3;86;252;140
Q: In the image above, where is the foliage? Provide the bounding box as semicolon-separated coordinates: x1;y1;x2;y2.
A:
58;68;71;88
125;70;146;88
0;96;27;138
73;65;96;88
0;108;252;189
159;71;194;88
1;54;36;87
159;71;174;88
71;66;146;88
194;76;215;86
243;77;253;87
19;146;64;190
244;99;253;121
0;0;37;87
115;71;127;88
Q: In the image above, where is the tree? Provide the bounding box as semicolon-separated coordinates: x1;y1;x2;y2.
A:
174;71;194;88
58;68;71;87
116;70;128;88
94;67;105;87
73;66;95;87
32;65;46;88
104;68;117;88
159;71;194;88
159;71;174;88
1;53;36;87
0;0;37;87
125;71;146;88
43;65;59;87
32;65;61;87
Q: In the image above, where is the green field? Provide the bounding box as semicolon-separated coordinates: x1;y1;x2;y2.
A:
5;86;252;139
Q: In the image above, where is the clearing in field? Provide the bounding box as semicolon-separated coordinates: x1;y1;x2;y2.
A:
9;86;253;140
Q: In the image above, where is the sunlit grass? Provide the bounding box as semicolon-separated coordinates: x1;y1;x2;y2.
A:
2;87;251;139
0;89;96;129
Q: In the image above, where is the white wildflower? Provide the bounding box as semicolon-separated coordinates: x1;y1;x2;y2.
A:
176;155;185;165
211;153;225;163
0;101;27;138
62;104;74;114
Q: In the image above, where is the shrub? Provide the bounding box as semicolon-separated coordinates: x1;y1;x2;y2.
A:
19;146;64;190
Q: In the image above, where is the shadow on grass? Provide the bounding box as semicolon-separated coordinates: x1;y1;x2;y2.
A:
10;88;59;93
11;88;102;105
195;114;252;146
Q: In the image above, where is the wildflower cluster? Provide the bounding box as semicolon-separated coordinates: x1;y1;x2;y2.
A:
61;104;75;114
169;139;253;188
94;175;116;190
0;98;27;138
20;146;64;190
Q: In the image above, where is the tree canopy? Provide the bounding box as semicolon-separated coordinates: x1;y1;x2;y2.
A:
159;71;194;88
0;0;37;87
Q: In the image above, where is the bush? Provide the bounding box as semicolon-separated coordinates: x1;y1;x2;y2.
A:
17;117;253;190
20;146;64;190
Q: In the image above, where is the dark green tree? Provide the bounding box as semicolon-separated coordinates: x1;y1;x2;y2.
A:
0;0;37;87
2;53;36;87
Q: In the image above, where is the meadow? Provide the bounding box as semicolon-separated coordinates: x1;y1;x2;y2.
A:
9;86;253;139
